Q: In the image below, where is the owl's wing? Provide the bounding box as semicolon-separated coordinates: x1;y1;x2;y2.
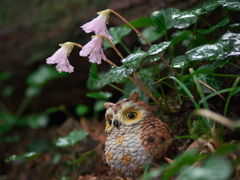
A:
140;115;174;162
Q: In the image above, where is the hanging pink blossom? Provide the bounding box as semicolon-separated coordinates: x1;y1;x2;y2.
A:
46;42;74;73
81;9;113;40
79;35;106;64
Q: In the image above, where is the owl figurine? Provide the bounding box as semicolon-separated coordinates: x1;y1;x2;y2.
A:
104;91;173;177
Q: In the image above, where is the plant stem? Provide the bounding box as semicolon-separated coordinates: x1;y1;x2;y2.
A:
16;97;32;117
110;9;178;76
33;160;60;180
110;9;152;46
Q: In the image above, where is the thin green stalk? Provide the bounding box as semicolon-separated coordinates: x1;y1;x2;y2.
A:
189;68;209;110
189;68;213;127
224;77;240;116
108;83;130;96
33;160;60;180
119;41;131;54
16;97;32;117
59;105;78;120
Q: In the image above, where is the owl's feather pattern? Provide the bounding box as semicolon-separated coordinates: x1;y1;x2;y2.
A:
104;92;173;177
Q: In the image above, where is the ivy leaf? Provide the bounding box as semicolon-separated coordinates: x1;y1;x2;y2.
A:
75;104;90;116
87;63;104;90
139;26;164;45
151;8;180;31
68;151;95;165
103;26;131;49
197;17;230;34
148;42;171;55
27;65;68;87
125;17;154;28
186;32;240;61
219;0;240;11
55;130;88;147
5;152;40;162
122;50;149;66
86;91;112;99
100;66;134;86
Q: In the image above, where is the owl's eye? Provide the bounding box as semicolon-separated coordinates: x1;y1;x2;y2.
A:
126;111;137;119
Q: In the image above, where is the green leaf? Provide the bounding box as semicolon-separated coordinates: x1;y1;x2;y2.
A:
1;85;14;98
87;64;104;90
148;41;171;55
198;74;223;94
0;71;12;81
139;26;163;45
5;152;40;162
103;26;132;49
86;91;112;99
69;151;95;165
171;55;189;69
121;50;149;66
25;86;42;98
197;17;230;34
75;104;90;116
186;32;240;61
100;66;133;87
94;100;105;112
178;156;233;180
27;65;68;87
219;0;240;11
151;8;180;31
171;30;193;47
19;113;49;129
125;17;154;28
55;129;88;147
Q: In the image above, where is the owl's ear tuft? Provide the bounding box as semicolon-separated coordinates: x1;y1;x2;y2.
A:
104;102;114;109
129;91;139;102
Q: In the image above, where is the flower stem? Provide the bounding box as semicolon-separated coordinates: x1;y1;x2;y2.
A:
72;42;83;48
110;9;178;76
110;9;152;46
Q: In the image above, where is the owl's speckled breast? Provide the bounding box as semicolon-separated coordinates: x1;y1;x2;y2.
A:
105;123;151;177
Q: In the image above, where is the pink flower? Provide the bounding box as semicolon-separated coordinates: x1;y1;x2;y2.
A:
46;42;74;73
81;9;113;40
79;35;106;64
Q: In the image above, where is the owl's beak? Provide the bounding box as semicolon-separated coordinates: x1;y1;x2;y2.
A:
113;119;119;128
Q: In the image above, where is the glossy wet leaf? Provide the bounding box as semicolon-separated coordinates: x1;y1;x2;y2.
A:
75;104;90;116
125;17;154;28
121;50;149;66
151;8;180;31
171;30;193;47
5;152;40;162
197;17;230;34
139;26;163;45
171;55;189;69
27;65;68;87
100;66;134;86
219;0;240;11
55;129;88;147
69;151;95;165
148;41;171;55
178;156;233;180
86;91;112;99
103;26;131;49
186;32;240;61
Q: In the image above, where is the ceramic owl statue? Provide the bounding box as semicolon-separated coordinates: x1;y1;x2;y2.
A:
104;92;173;177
